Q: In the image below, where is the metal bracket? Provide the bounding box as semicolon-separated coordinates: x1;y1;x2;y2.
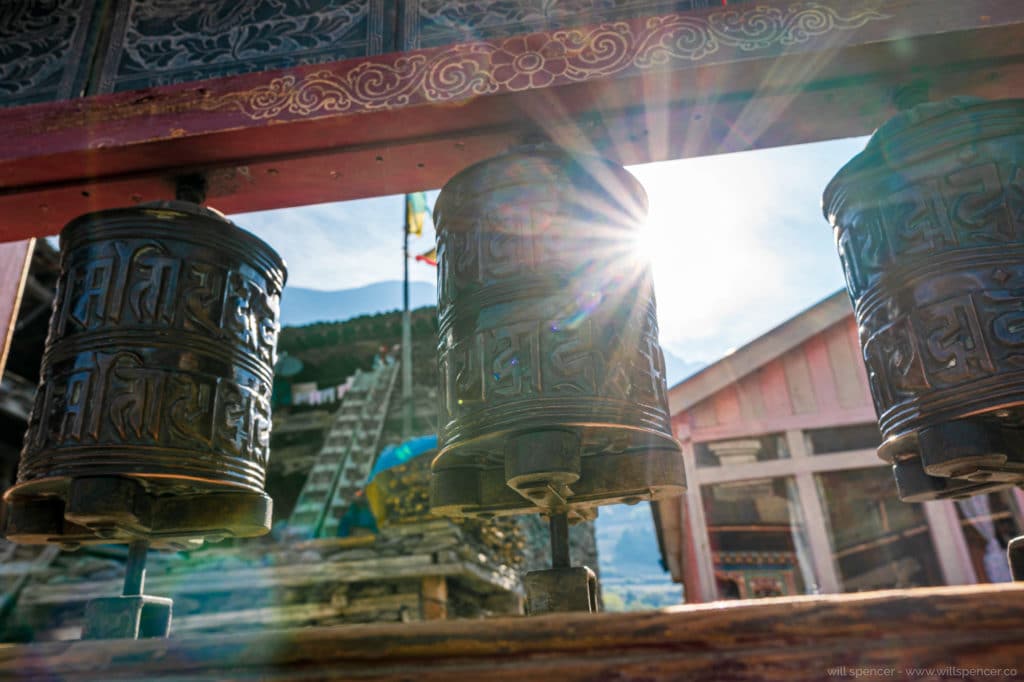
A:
81;541;173;640
82;595;172;640
522;512;599;614
524;566;598;614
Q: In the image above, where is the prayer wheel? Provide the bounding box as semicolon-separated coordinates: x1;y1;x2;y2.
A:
823;97;1024;501
430;145;685;521
2;201;286;547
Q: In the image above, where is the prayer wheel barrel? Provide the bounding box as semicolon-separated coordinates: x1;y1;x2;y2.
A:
823;98;1024;501
2;201;286;547
430;145;685;522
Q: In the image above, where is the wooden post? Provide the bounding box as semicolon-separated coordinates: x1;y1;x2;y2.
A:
680;440;716;602
420;575;447;621
787;430;842;594
0;239;34;377
923;500;978;586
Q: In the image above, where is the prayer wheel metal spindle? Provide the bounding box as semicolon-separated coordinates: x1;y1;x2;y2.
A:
431;145;684;611
2;200;286;550
824;97;1024;502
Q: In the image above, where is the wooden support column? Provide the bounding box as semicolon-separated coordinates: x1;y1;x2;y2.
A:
923;500;978;586
0;239;34;377
1013;488;1024;523
420;575;448;621
786;430;843;595
659;493;692;602
679;440;716;603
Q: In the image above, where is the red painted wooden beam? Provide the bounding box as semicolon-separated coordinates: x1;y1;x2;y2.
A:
1;0;1023;240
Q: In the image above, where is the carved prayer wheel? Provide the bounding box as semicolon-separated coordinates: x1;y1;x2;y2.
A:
430;145;685;522
2;201;286;547
823;97;1024;502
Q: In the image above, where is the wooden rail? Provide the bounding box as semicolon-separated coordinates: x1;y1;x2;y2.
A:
1;583;1021;681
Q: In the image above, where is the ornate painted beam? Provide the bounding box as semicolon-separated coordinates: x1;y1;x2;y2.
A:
1;0;1023;240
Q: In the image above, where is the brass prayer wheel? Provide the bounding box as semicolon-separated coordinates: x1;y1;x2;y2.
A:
823;97;1024;501
430;145;685;521
2;201;286;547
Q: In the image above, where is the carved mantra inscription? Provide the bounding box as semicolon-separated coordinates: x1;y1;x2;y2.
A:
836;162;1024;300
24;352;271;475
19;210;284;490
440;315;667;421
435;151;670;444
826;100;1024;437
51;238;281;367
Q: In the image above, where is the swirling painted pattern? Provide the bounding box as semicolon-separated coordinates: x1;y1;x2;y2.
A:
204;2;890;120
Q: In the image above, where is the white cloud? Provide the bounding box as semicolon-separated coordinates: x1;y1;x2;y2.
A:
629;137;867;363
232;193;439;290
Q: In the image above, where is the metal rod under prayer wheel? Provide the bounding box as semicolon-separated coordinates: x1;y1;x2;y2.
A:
430;143;685;613
549;513;570;570
122;540;149;598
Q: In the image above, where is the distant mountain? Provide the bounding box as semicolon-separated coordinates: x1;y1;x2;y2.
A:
281;281;437;327
596;502;664;573
281;281;703;384
663;349;705;387
595;501;681;610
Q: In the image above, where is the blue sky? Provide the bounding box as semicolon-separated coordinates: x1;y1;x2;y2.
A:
234;136;868;367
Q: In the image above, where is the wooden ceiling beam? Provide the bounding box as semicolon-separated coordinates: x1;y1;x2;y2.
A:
0;0;1022;239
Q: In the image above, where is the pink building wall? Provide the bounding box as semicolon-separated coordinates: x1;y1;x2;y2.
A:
672;316;875;446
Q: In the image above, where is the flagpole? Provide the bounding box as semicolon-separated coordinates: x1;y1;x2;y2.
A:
401;197;413;440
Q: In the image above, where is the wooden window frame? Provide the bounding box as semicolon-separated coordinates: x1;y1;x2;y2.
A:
683;428;990;603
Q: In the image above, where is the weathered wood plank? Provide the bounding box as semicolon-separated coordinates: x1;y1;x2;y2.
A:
804;332;842;417
736;372;766;423
0;584;1021;681
171;603;347;634
3;0;1024;238
824;320;867;410
19;554;518;606
782;349;818;415
712;386;743;428
670;292;850;415
759;358;794;420
691;400;718;430
682;406;879;444
420;576;448;621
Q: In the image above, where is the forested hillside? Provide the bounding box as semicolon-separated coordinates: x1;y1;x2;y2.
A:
277;306;439;388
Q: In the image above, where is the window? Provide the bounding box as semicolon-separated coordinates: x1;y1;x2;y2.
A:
815;468;943;591
701;477;817;599
955;490;1023;583
807;423;882;455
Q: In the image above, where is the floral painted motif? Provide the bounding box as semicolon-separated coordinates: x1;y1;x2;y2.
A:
207;2;891;120
491;34;569;89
